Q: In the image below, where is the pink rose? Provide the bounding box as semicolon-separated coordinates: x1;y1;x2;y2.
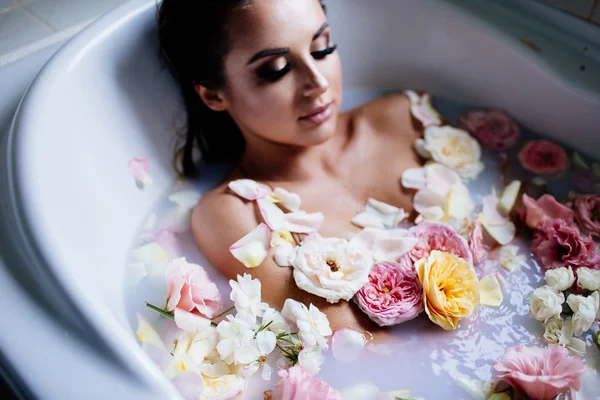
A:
522;194;575;229
408;223;473;265
461;110;520;151
494;344;587;400
270;366;342;400
517;140;568;176
165;257;222;318
572;194;600;238
468;220;488;266
353;258;424;326
531;219;595;271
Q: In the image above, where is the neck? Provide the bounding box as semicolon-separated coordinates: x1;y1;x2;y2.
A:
236;118;350;182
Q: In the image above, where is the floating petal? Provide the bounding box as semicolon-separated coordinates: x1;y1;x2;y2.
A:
331;329;366;362
351;211;385;229
284;211;324;233
174;308;212;333
168;190;202;209
401;167;426;190
268;187;301;211
499;180;521;213
128;157;153;189
479;274;503;306
136;313;165;350
257;198;286;230
274;241;294;267
130;242;169;275
229;223;271;268
478;213;516;245
228;179;272;200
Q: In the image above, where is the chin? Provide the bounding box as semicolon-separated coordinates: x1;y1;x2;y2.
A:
299;118;337;146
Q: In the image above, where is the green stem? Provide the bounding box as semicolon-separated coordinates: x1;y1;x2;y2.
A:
594;331;600;352
146;302;174;320
211;306;235;321
276;343;294;357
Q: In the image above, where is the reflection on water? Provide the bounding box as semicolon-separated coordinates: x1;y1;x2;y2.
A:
124;89;600;399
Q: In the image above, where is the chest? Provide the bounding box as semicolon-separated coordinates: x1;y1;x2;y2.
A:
287;138;421;239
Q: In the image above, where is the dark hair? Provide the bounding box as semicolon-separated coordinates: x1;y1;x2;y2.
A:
158;0;326;177
158;0;249;177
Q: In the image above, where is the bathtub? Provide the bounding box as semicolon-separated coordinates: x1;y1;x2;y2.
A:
1;0;599;398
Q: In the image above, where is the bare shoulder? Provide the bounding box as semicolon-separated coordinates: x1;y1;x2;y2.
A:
347;93;421;139
191;182;259;277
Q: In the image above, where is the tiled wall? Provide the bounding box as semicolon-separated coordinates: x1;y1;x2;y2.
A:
0;0;128;58
538;0;600;23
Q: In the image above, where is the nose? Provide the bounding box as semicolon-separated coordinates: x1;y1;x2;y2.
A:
301;61;329;98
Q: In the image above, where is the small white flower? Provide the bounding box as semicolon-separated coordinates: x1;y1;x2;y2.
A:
567;292;599;336
497;245;526;271
417;126;484;180
215;311;257;364
281;299;332;349
291;237;373;303
576;267;600;291
261;308;292;336
545;267;575;291
229;274;269;318
239;330;277;380
297;345;325;375
529;285;565;323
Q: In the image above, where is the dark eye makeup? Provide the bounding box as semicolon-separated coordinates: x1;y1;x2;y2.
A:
255;43;338;83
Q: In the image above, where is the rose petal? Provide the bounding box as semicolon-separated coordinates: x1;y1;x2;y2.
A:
269;187;301;211
229;223;271;268
414;187;446;221
257;198;286;230
130;242;169;275
174;308;212;333
284;211;324;233
401;167;426;190
128;157;153;189
446;183;474;221
414;138;432;159
351;211;386;229
331;329;366;362
136;314;165;350
499;180;521;213
371;236;418;261
478;213;516;245
168;191;202;209
274;241;295;267
479;274;503;306
228;179;272;200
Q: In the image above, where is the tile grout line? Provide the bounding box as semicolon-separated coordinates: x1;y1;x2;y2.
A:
0;17;97;68
19;2;57;32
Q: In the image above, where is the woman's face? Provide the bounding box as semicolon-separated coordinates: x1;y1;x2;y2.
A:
214;0;342;148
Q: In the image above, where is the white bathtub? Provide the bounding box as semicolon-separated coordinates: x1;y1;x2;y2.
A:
1;0;599;398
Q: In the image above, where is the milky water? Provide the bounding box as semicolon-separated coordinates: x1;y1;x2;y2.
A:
124;88;600;399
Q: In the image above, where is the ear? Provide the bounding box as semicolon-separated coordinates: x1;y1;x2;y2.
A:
194;84;228;112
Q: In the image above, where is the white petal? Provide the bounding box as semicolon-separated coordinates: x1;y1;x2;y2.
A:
482;195;506;225
269;187;301;211
136;314;166;350
130;242;169;275
414;188;445;221
478;213;516;245
168;190;202;209
351;211;385;229
283;211;324;233
401;167;427;190
404;90;420;104
228;179;272;201
229;223;271;268
372;236;418;261
331;329;366;362
415;138;432;159
568;337;587;355
499;181;521;213
274;241;294;267
367;198;400;215
446;183;474;221
340;382;381;400
257;198;286;230
479;274;503;307
261;364;272;381
256;330;277;355
174;308;212;333
236;345;261;365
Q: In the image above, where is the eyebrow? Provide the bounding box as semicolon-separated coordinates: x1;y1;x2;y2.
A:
246;22;330;66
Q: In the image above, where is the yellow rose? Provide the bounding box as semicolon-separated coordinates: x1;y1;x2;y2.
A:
415;250;480;330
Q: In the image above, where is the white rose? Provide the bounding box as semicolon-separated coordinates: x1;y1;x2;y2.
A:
545;267;575;291
291;237;373;303
529;285;565;323
416;126;484;180
543;317;571;346
567;292;600;336
577;267;600;291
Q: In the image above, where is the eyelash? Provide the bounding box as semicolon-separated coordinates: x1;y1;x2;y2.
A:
256;44;338;83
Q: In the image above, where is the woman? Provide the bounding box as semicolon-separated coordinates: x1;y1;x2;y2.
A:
158;0;423;333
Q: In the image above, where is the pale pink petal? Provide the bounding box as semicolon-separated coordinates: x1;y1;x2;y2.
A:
413;187;445;221
270;187;301;212
128;157;153;189
371;236;418;261
426;163;462;197
228;179;272;201
229;223;271;268
284;211;324;233
414;139;431;159
331;329;366;362
351;211;385;229
274;241;294;267
401;167;426;190
257;198;286;230
482;195;507;225
522;194;575;229
174;308;212;333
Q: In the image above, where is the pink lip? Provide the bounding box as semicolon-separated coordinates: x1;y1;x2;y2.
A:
299;102;333;126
